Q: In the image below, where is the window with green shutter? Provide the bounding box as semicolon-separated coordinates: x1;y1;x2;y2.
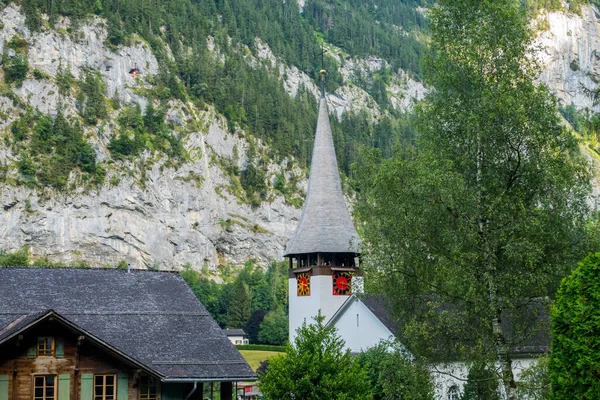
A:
33;376;57;400
117;374;128;400
93;375;115;400
0;375;9;400
81;374;94;400
138;377;157;400
27;345;36;359
55;339;65;359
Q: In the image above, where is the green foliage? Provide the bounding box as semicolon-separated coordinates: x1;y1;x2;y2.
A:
460;361;501;400
517;356;551;400
108;103;183;160
304;0;427;76
10;112;103;189
32;69;49;80
227;279;252;328
356;341;434;400
244;309;268;344
181;262;288;340
10;0;424;175
77;70;108;124
258;308;288;346
259;314;373;400
3;54;29;86
0;248;30;266
550;253;600;399
235;344;286;352
558;105;600;156
240;163;267;208
7;34;28;52
354;1;593;398
56;64;74;96
17;150;36;177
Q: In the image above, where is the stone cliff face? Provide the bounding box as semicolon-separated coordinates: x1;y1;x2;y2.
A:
0;4;302;270
537;5;600;111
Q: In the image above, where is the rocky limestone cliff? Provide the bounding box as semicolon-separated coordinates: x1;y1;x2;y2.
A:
537;5;600;111
0;4;303;270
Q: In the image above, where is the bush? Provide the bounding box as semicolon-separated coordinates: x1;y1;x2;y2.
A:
356;341;434;400
78;70;107;125
234;344;286;352
550;252;600;398
0;248;30;266
4;54;29;86
11;112;103;189
259;314;373;400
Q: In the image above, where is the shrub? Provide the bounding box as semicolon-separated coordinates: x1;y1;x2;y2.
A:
550;253;600;398
4;54;29;86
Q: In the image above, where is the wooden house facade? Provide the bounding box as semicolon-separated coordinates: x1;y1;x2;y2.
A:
0;268;257;400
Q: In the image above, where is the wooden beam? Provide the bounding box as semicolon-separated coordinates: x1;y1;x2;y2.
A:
220;382;232;400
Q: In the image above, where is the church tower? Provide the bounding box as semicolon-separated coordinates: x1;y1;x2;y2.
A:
284;73;361;341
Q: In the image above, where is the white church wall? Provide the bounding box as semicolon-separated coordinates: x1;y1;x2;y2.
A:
288;275;351;341
331;299;395;353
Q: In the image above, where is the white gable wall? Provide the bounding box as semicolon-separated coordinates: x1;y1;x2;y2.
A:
329;299;396;353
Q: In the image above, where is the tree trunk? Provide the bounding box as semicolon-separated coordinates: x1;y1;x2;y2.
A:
477;132;517;400
491;298;518;400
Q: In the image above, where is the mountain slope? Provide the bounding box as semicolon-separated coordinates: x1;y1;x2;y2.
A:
0;1;598;269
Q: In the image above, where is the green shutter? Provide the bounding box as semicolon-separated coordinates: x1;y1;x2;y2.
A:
161;383;183;400
80;374;93;400
117;374;128;400
0;375;9;400
55;338;65;358
27;345;36;359
58;374;70;400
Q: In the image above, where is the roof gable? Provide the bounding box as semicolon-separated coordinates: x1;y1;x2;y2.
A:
0;267;257;382
328;294;550;358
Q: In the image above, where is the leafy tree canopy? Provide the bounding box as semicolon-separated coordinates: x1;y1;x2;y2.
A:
258;308;288;346
356;341;434;400
354;0;594;399
259;313;372;400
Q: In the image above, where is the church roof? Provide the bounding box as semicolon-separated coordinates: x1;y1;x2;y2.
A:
0;267;257;382
328;294;550;358
284;97;361;256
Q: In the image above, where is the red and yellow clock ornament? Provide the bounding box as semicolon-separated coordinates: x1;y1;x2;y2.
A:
297;272;311;296
332;271;353;296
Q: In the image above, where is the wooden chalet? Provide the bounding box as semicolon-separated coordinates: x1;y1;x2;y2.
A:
0;268;257;400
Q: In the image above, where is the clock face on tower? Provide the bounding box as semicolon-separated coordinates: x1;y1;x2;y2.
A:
332;272;352;296
297;272;311;296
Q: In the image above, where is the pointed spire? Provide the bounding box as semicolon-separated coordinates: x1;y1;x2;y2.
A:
284;97;361;256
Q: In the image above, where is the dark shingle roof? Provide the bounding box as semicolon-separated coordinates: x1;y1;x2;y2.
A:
359;294;550;358
0;267;257;382
0;311;50;342
224;329;246;336
284;97;361;256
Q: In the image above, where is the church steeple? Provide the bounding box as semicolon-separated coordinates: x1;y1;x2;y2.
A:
284;86;361;257
285;82;362;341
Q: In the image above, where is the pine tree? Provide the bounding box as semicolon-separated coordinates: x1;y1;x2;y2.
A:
226;280;251;329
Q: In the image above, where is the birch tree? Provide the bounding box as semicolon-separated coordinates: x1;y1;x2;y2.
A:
355;1;592;399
